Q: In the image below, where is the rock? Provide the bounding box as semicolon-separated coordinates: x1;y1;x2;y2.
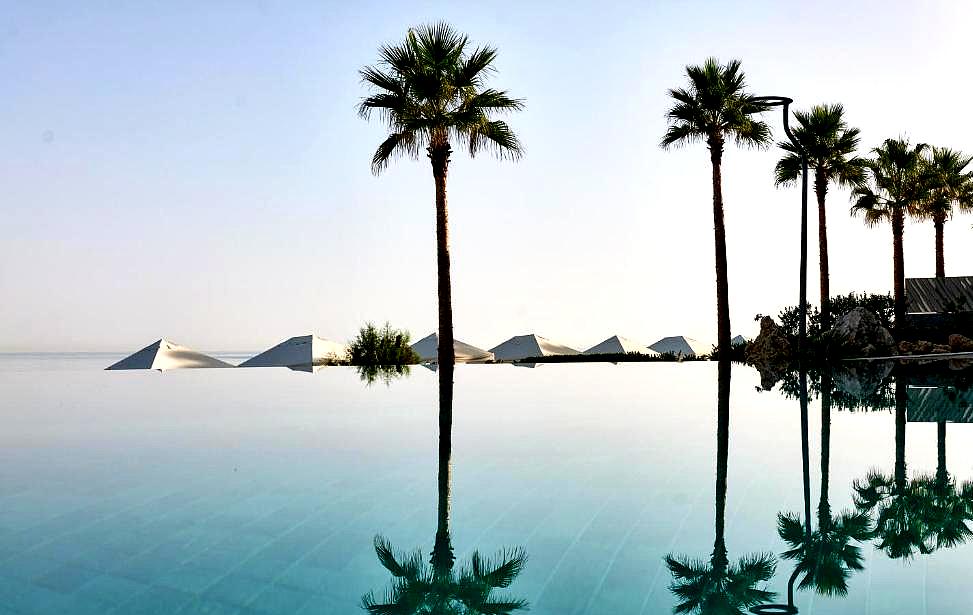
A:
834;360;894;398
915;340;934;354
949;334;973;352
932;344;952;354
745;316;793;369
832;308;896;357
898;340;915;355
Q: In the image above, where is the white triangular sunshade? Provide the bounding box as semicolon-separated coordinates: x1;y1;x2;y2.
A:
106;339;232;371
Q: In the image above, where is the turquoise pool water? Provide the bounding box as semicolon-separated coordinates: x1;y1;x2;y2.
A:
1;355;971;614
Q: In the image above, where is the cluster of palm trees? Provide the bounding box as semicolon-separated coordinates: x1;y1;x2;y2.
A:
663;59;973;347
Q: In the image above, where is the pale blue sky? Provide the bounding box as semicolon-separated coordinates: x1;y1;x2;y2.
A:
2;0;972;352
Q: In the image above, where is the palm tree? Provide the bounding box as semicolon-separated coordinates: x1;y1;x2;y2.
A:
851;138;929;333
914;147;973;277
853;380;934;559
362;361;528;614
662;59;771;355
775;105;867;329
666;360;777;613
777;372;871;596
359;22;524;367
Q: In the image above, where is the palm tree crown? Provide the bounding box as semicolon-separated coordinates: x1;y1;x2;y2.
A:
850;138;929;225
362;536;528;615
775;104;866;190
661;58;771;151
358;22;524;173
918;147;973;221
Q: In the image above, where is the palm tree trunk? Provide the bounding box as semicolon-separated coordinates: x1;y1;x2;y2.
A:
712;359;731;571
934;212;945;278
894;380;907;491
818;371;832;529
709;140;731;356
430;146;456;368
891;208;906;336
936;420;947;486
815;172;831;330
432;366;455;574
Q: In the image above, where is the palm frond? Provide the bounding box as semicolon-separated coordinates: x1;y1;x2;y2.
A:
370;131;419;175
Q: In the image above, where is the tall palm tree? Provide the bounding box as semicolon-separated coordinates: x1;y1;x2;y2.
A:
775;105;867;329
665;360;777;613
777;371;871;596
853;380;933;559
662;59;771;355
359;22;524;367
914;147;973;277
851;138;929;333
362;363;528;614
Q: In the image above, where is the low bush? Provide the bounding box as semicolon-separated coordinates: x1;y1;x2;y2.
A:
348;322;420;366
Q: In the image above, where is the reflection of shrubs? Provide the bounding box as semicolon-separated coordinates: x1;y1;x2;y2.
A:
348;322;420;366
356;364;412;387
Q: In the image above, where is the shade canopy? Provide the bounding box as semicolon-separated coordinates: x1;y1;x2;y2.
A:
489;334;579;361
584;335;658;356
106;339;232;371
239;335;347;368
648;335;711;357
411;332;494;363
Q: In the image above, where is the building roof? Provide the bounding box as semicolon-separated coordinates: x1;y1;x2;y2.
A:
106;339;233;370
905;276;973;313
584;335;658;356
411;333;494;363
489;334;579;361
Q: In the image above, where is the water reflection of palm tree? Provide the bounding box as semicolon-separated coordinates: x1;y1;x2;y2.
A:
853;380;932;559
777;371;871;596
916;412;973;551
666;360;777;614
362;364;529;614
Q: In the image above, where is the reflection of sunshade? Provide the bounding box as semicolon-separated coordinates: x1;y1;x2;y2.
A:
489;334;578;361
106;339;232;370
240;335;347;368
411;332;493;363
907;386;973;422
584;335;658;355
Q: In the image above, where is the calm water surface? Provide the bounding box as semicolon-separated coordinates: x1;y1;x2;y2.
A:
0;354;971;614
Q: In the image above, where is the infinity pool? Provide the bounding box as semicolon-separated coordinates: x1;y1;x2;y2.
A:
1;354;971;614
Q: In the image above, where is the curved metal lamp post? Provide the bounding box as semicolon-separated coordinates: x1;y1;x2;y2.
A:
751;96;809;355
750;363;814;615
746;101;810;612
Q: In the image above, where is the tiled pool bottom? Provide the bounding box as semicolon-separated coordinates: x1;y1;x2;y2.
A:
1;356;972;614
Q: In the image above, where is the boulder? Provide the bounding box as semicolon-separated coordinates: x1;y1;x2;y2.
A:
832;308;896;357
898;340;915;355
949;334;973;353
745;316;793;373
834;360;894;398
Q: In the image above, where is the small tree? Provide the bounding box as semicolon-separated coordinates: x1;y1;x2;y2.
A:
348;322;421;366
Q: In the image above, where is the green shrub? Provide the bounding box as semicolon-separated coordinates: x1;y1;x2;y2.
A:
348;322;420;366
